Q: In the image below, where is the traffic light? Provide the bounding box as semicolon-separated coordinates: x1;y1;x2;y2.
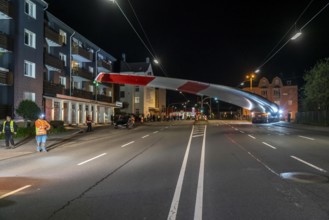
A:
93;80;99;87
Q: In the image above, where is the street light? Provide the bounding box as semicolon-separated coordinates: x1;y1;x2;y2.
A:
291;31;302;40
246;73;256;91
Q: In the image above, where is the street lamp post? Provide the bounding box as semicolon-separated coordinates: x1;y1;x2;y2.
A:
246;73;256;91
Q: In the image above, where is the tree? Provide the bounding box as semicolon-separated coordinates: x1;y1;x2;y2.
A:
303;58;329;111
16;100;41;121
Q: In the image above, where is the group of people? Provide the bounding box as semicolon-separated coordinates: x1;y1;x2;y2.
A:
0;114;51;152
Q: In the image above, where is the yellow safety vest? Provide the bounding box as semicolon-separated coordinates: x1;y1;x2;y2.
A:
2;120;14;133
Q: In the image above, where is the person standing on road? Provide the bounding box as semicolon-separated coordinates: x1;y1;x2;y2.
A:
0;116;17;149
86;115;92;132
35;114;51;152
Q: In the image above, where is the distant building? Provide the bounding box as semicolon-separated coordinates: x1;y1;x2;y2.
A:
242;76;298;120
0;0;117;124
119;58;166;117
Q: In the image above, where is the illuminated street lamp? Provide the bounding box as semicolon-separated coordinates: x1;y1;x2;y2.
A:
291;31;302;40
246;73;256;91
154;59;159;64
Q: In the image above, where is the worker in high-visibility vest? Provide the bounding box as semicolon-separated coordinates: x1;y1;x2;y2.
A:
0;116;17;149
35;114;51;152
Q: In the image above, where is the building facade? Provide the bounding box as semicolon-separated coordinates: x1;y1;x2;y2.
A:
0;0;117;124
242;76;298;120
119;59;166;117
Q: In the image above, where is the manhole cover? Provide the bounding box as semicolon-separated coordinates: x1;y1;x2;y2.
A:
280;172;329;183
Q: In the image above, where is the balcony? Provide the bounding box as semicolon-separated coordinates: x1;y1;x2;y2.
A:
96;94;112;103
72;67;93;81
0;0;13;19
0;32;12;52
72;45;93;62
45;26;62;47
43;81;65;97
44;53;64;71
98;60;112;72
0;70;12;85
68;88;94;100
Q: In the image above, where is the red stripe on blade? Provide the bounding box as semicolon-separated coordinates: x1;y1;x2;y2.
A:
178;81;209;94
97;74;155;86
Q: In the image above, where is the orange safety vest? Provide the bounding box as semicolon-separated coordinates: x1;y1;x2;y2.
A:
35;119;51;136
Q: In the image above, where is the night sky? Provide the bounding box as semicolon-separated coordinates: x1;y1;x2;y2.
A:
46;0;329;87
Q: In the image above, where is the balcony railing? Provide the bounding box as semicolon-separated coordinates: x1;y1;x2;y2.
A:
0;32;12;52
72;45;93;62
0;0;13;18
44;53;64;70
44;26;62;46
0;70;12;85
43;81;65;97
67;88;94;100
72;67;93;80
96;94;112;103
98;60;112;72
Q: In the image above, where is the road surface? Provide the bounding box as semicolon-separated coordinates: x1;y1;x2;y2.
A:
1;121;329;220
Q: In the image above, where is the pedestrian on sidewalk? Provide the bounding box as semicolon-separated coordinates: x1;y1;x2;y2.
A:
86;115;92;132
0;116;17;149
35;114;51;152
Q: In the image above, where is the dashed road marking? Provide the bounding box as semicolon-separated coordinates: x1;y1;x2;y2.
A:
0;185;32;199
142;135;150;139
78;153;107;165
121;141;135;148
262;142;277;149
291;156;327;173
248;135;256;139
299;135;315;141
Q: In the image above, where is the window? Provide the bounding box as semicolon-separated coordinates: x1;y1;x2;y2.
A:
74;81;81;89
109;91;112;97
24;60;35;78
135;97;140;103
89;85;94;92
120;91;125;98
288;100;293;106
135;86;140;92
25;0;36;18
59;30;67;44
24;92;35;101
59;76;66;88
273;88;280;98
24;29;36;48
59;53;67;66
89;66;94;73
261;89;267;97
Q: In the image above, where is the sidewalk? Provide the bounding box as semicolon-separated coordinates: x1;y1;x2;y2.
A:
274;121;329;132
0;124;111;161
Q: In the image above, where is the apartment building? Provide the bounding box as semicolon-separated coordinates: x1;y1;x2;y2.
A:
119;58;166;117
0;0;117;124
242;76;298;120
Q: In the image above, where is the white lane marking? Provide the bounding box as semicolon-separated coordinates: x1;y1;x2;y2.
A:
153;131;159;134
299;135;315;141
78;153;107;166
168;126;194;220
0;185;32;199
142;135;150;139
235;128;239;131
193;134;204;138
121;141;135;148
248;135;256;139
291;156;327;173
194;125;207;220
262;142;277;149
239;131;245;134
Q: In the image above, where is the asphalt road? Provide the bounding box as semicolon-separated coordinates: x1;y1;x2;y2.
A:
1;121;329;220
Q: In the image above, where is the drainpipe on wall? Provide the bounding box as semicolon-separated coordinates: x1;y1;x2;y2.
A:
69;32;75;96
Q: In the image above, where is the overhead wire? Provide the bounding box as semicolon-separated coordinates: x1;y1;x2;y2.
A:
256;0;329;72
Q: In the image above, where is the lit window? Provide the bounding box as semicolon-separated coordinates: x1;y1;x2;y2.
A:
59;53;67;66
59;30;67;44
25;0;36;19
89;66;94;73
89;85;94;92
109;91;112;97
24;29;36;48
24;92;36;101
135;97;140;103
288;100;293;106
24;60;35;78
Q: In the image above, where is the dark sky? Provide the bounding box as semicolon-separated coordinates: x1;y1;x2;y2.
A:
46;0;329;87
